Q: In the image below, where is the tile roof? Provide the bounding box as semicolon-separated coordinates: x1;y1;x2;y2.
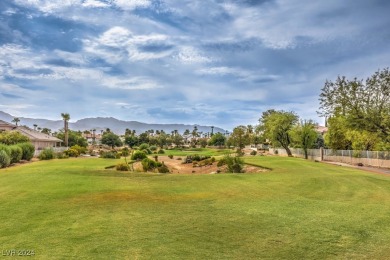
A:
13;126;62;142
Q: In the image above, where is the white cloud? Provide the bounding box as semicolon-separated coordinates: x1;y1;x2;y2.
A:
14;0;80;14
221;0;360;49
113;0;151;10
83;27;173;63
175;46;213;64
82;0;109;8
102;76;162;90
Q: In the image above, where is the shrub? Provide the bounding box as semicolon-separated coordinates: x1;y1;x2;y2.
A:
141;158;162;172
138;143;149;150
56;152;69;159
116;163;130;171
142;148;152;155
64;148;79;157
250;150;257;156
131;150;147;160
211;157;216;163
168;154;174;159
70;145;87;155
38;148;55;160
0;144;11;156
121;147;130;157
0;150;11;168
224;155;244;173
192;154;201;161
157;163;170;173
9;145;23;163
158;149;165;154
18;143;35;161
100;151;117;159
217;159;225;167
149;145;157;151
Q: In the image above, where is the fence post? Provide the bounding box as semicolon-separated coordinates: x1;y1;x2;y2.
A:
320;147;324;161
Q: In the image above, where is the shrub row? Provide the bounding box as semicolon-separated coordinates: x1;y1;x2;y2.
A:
0;142;34;168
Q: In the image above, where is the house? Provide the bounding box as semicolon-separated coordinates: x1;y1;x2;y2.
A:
0;120;62;150
82;133;102;145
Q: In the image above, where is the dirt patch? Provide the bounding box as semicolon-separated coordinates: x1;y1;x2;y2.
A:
133;156;268;174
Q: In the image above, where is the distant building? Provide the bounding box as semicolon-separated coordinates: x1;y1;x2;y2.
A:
315;125;328;135
82;133;102;145
0;120;62;150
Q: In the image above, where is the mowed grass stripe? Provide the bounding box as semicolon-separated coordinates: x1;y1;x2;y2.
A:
1;156;390;259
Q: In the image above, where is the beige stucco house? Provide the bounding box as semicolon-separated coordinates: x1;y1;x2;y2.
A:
0;120;62;150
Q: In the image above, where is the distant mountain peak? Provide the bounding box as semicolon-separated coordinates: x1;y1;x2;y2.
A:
0;111;226;135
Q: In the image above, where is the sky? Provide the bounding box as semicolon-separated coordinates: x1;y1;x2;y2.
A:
0;0;389;130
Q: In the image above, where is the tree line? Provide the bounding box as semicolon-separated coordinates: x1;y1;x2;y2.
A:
22;68;389;157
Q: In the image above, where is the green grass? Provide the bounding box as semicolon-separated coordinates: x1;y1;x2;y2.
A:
1;156;390;259
156;147;233;157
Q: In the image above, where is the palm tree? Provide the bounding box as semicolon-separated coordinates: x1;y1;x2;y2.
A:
93;129;96;144
211;126;214;136
61;113;70;147
12;117;20;126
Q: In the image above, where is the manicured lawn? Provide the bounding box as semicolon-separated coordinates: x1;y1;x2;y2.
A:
1;156;390;259
155;147;233;157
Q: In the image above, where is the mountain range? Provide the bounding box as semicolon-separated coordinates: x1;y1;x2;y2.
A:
0;111;226;135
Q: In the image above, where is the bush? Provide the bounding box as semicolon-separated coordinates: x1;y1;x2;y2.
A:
9;145;23;163
168;154;174;159
157;163;170;173
0;150;11;168
131;150;147;161
250;150;257;156
158;149;165;154
56;152;69;159
149;145;157;151
121;147;130;157
70;145;87;155
225;155;244;173
64;148;79;157
138;143;149;150
38;148;55;160
142;148;152;155
18;143;35;161
100;151;117;159
217;155;244;173
141;158;162;172
116;163;130;171
217;159;225;167
0;144;11;156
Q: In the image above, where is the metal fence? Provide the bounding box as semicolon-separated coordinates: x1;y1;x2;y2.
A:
270;148;390;168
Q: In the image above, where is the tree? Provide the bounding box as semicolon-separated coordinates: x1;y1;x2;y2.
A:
259;109;298;156
12;117;20;126
0;131;30;145
229;125;249;152
199;138;208;148
208;132;226;147
61;113;70;147
55;130;88;147
172;134;184;147
124;135;139;148
292;120;318;159
33;124;37;130
324;116;352;150
41;128;51;135
101;132;122;148
319;68;390;144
